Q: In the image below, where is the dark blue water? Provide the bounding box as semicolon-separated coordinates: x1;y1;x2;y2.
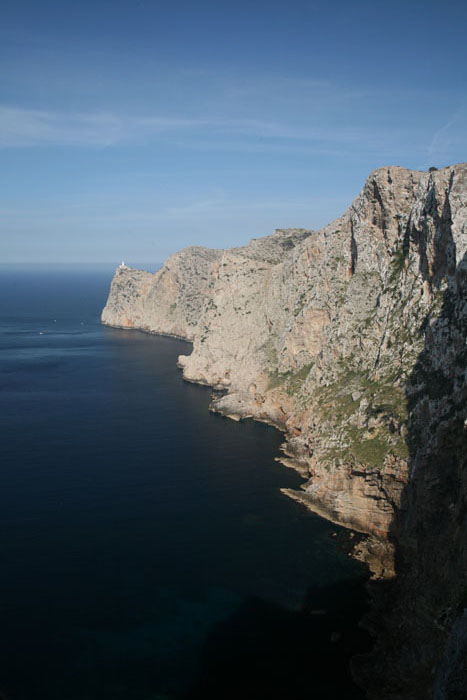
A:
0;265;368;700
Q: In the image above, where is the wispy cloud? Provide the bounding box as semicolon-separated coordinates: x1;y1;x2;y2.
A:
427;103;467;163
161;194;348;220
0;194;349;227
0;107;125;147
0;104;420;154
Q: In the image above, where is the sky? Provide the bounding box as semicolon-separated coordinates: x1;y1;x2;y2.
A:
1;0;466;263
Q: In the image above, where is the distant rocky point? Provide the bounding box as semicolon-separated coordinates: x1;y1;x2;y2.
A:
102;164;467;699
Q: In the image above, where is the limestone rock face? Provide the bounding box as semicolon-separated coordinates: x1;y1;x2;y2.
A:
102;247;222;340
102;166;466;532
102;163;467;698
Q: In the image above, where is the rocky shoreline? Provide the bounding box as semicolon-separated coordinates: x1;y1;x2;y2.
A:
102;163;467;698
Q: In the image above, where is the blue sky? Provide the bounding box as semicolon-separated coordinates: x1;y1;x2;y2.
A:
1;0;466;263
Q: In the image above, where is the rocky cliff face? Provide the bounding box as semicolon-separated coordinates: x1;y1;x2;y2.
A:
102;163;467;698
102;246;223;340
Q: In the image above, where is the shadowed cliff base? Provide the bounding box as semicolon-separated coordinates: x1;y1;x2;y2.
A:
353;252;467;699
183;578;371;700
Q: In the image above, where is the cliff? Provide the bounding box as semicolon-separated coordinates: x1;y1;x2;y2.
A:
102;163;467;698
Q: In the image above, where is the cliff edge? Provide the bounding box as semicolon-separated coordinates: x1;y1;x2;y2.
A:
102;164;467;698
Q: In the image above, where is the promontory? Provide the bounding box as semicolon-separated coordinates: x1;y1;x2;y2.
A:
102;163;467;699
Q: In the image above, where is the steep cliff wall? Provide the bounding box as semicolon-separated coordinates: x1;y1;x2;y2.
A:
102;163;467;698
102;246;223;340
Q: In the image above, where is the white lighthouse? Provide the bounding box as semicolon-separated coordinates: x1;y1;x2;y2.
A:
119;260;126;268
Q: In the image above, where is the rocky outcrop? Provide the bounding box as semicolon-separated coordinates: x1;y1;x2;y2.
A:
102;163;467;698
102;247;223;340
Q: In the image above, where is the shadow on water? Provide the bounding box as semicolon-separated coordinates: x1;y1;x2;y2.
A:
183;578;371;700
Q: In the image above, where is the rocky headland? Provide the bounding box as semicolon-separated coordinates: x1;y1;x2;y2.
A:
102;163;467;698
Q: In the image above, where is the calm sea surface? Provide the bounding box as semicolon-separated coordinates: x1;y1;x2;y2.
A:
0;265;368;699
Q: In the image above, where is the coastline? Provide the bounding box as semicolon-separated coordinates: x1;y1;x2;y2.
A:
104;319;371;546
102;318;374;694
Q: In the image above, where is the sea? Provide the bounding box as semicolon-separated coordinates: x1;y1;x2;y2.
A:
0;264;369;700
